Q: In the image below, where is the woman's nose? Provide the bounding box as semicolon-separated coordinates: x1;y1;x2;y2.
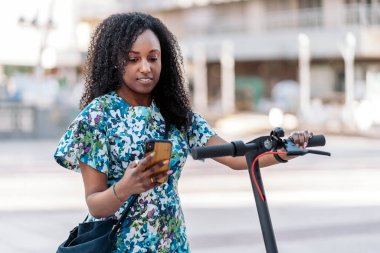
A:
139;59;151;73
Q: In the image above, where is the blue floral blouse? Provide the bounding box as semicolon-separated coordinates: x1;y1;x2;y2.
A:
54;91;215;252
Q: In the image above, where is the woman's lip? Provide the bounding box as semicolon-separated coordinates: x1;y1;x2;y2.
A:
136;78;153;84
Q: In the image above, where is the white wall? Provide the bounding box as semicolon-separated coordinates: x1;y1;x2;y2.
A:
310;65;336;97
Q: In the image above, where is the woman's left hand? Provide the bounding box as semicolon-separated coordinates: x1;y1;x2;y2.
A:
289;130;313;148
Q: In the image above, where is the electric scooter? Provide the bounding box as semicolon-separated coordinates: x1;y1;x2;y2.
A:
191;127;331;253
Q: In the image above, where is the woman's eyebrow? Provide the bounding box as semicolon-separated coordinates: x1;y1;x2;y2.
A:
128;49;161;54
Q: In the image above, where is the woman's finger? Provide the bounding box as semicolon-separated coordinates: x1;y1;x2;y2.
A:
129;159;139;168
145;160;171;185
290;131;299;146
149;169;173;185
299;133;305;146
303;130;309;148
290;130;314;148
144;160;169;177
135;152;155;171
303;130;313;148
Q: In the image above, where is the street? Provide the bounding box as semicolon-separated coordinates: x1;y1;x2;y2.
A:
0;134;379;252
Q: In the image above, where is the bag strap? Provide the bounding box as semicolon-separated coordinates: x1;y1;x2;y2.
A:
186;112;193;144
110;122;170;237
163;122;170;139
110;194;138;237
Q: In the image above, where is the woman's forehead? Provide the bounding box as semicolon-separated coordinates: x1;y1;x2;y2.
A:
130;29;161;52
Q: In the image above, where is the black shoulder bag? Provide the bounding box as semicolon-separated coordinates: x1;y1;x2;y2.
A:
56;124;170;253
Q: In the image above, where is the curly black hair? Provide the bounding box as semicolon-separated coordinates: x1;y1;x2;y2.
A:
81;12;192;130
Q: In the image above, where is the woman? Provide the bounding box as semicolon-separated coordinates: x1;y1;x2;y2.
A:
54;12;311;252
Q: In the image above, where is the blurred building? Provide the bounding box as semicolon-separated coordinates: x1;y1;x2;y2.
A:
127;0;380;133
127;0;379;112
0;0;125;137
1;0;380;137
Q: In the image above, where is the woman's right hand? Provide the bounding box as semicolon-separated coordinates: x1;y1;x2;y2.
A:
116;153;173;201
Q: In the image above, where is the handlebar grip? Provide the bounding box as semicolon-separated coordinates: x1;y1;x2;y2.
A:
191;143;235;160
307;135;326;147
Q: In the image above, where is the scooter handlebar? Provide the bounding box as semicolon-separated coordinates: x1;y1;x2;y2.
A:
307;135;326;147
191;141;254;160
286;134;328;156
191;143;235;160
191;134;327;160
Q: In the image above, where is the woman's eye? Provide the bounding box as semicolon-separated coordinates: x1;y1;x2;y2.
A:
149;57;158;62
128;58;138;62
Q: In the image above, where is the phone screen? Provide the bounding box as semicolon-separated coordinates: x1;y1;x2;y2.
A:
144;139;172;183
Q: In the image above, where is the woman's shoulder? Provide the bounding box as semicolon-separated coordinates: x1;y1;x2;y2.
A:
84;91;118;112
188;112;207;126
77;91;119;126
187;111;215;135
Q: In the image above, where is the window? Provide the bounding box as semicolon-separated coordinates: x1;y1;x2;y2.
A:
298;0;322;9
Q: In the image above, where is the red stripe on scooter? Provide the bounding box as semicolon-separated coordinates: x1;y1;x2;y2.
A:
250;151;286;202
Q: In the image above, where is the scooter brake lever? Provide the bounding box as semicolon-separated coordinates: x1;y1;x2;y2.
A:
307;149;331;156
284;140;331;156
283;140;308;156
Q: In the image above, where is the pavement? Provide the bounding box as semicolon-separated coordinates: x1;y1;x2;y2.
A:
0;134;380;252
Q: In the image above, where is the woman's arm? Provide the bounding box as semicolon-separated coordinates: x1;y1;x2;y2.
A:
206;131;310;170
79;154;172;218
79;161;125;218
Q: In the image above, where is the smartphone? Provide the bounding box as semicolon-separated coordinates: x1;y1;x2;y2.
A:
144;139;172;184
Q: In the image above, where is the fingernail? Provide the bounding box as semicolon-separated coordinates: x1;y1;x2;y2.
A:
167;170;173;175
162;160;168;165
150;152;156;157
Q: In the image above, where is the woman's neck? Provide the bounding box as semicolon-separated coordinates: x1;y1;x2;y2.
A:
116;89;152;107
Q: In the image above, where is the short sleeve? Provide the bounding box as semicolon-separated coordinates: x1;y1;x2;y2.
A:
187;112;216;150
54;109;110;175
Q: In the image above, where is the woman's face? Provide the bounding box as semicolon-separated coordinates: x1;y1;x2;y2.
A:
120;29;162;103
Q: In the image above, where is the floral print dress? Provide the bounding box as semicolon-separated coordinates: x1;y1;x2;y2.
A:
54;91;215;252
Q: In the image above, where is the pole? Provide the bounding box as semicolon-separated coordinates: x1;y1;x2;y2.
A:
340;32;356;131
220;41;235;115
298;34;311;118
193;43;208;113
